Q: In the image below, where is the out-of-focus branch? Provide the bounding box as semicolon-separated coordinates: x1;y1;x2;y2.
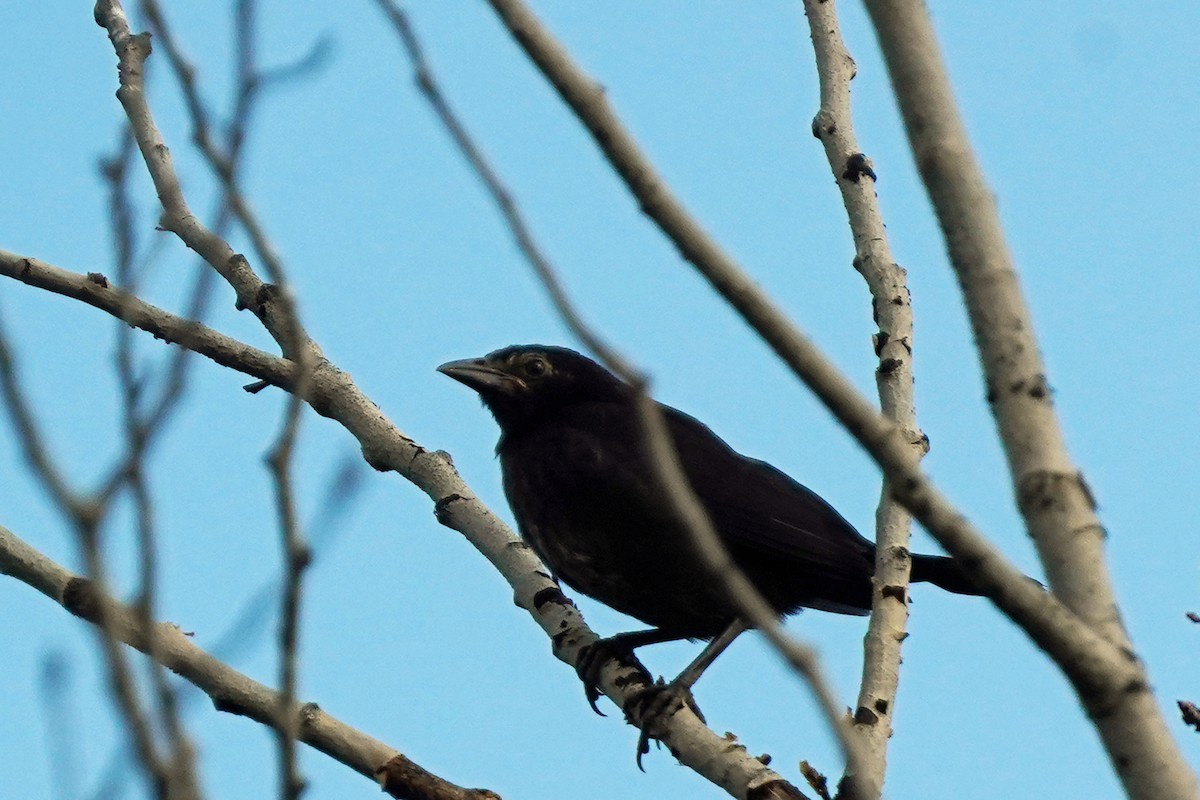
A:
38;652;82;800
267;354;313;800
84;457;365;800
802;2;922;797
860;3;1196;798
140;0;323;290
375;5;846;796
101;125;201;799
0;325;84;516
125;3;319;791
0;314;183;799
478;0;1159;721
0;243;659;795
0;523;500;800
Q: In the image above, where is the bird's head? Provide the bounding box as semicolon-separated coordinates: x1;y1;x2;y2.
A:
437;345;629;432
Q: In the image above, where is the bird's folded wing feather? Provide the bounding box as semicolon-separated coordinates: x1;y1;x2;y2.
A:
662;404;875;581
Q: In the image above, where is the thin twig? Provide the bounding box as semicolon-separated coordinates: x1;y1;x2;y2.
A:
101;122;201;800
0;252;296;387
0;314;174;796
0;323;83;516
133;3;317;793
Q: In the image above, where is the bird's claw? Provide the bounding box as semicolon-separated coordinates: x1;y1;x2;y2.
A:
625;678;705;771
575;637;647;716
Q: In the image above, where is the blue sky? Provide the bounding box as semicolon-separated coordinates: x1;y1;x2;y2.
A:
2;2;1197;799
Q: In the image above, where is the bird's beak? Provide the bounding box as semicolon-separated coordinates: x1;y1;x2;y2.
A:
437;358;525;395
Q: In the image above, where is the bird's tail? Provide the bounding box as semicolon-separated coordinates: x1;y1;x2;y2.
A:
910;554;983;596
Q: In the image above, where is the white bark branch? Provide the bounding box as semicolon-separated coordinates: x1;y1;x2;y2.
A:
0;522;499;800
475;5;1189;794
860;3;1197;798
802;1;923;796
0;243;802;799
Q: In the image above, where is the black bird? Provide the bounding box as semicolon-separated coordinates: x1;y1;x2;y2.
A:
438;345;979;717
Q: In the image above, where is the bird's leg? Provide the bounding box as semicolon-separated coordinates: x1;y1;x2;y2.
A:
629;619;748;769
576;628;688;715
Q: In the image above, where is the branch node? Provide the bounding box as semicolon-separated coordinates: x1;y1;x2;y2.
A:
842;152;877;183
62;576;101;621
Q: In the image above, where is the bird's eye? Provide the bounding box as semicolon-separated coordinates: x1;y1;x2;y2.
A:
523;357;548;378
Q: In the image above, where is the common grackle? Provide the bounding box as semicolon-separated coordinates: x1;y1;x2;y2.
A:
439;345;981;731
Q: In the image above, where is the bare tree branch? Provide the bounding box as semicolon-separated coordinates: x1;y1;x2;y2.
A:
267;356;313;800
0;314;183;799
0;236;808;800
476;0;1167;731
0;523;499;800
0;252;295;387
859;3;1196;798
374;4;867;797
802;2;924;796
101;124;202;800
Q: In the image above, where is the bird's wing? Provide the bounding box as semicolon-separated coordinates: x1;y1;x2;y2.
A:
661;404;875;581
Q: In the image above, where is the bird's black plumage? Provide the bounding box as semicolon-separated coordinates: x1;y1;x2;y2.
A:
439;344;979;645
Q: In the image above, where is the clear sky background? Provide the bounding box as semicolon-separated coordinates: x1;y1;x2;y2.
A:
2;2;1197;799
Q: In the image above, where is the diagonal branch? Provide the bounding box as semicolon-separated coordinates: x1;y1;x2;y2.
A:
0;244;792;798
375;4;853;797
0;522;498;800
859;3;1196;799
477;0;1150;703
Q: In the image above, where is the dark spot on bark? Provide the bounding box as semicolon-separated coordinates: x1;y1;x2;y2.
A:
253;283;279;317
1178;700;1200;732
854;705;879;725
873;331;889;356
843;152;877;183
62;577;100;621
878;357;902;375
757;752;772;765
433;493;463;524
881;584;907;603
532;586;567;610
874;698;889;714
86;272;109;288
211;691;248;716
299;702;321;730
